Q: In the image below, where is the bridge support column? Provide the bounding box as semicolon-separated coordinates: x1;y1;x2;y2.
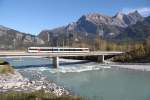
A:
97;55;104;63
52;56;59;68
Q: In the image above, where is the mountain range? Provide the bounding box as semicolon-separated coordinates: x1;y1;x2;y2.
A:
39;11;148;42
0;11;150;49
115;16;150;41
0;25;44;49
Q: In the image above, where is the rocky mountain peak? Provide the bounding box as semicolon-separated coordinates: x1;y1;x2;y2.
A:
78;13;112;25
114;12;126;20
112;10;144;27
128;10;143;20
85;13;110;20
66;22;77;31
128;10;141;16
127;10;144;25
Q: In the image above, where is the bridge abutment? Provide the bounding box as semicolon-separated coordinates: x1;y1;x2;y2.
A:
97;55;104;63
52;56;59;68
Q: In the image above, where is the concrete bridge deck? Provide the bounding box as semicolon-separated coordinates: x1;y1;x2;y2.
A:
0;51;123;68
0;51;123;56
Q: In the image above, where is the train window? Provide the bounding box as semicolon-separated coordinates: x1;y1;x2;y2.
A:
53;49;58;51
29;48;53;51
40;49;53;51
29;49;38;50
64;49;68;51
59;49;64;51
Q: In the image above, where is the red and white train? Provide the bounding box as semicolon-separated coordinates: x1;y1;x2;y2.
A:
28;47;89;53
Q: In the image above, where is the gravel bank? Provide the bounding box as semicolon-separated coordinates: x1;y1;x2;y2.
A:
111;63;150;71
0;71;69;96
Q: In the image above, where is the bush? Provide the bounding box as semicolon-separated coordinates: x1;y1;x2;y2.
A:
0;65;14;74
0;90;83;100
0;60;9;65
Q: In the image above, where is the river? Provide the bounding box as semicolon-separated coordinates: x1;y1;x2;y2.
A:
1;57;150;100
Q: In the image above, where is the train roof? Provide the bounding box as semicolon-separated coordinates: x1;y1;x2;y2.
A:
28;47;89;49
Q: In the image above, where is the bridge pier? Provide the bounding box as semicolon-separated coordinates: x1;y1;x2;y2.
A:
97;55;104;63
52;56;59;68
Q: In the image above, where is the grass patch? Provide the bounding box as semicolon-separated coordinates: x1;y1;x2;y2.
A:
0;61;14;74
0;60;9;65
0;90;83;100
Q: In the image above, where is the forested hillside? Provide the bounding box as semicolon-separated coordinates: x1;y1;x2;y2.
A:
113;36;150;63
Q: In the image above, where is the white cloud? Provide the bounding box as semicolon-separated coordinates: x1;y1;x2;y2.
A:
122;7;150;16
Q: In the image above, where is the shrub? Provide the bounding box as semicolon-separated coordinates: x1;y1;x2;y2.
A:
0;65;14;74
0;90;83;100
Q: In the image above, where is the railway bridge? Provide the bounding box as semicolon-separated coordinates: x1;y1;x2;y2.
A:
0;51;123;68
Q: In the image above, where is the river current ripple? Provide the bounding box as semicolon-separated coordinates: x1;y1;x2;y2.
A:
1;57;150;100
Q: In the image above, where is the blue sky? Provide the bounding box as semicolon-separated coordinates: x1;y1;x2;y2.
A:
0;0;150;35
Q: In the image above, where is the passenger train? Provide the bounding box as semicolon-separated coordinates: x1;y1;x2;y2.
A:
28;47;89;53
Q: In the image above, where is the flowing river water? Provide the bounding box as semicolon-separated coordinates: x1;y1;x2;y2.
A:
1;57;150;100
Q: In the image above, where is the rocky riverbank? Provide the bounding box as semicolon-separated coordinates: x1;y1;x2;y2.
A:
0;70;70;96
111;63;150;71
